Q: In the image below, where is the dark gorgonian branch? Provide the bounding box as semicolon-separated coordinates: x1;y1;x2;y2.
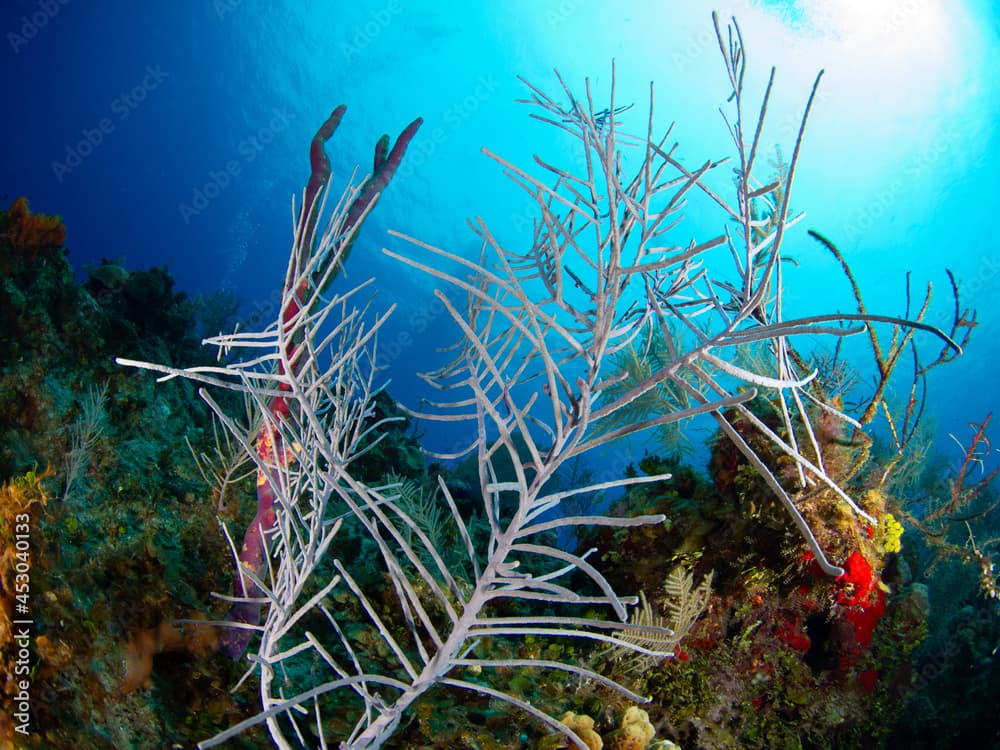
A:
806;229;974;486
895;415;1000;599
903;415;1000;538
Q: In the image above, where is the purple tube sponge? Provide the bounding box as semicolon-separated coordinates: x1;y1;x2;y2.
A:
220;108;421;659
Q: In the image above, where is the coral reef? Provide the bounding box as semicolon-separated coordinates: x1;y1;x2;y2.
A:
3;12;994;750
0;469;52;742
569;380;944;748
0;199;271;748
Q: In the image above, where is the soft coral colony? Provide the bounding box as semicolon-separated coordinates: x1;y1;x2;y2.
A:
1;12;976;750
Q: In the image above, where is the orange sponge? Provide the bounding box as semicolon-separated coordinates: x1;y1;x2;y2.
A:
5;197;66;252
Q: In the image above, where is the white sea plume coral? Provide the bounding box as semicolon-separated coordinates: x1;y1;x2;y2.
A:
119;155;671;750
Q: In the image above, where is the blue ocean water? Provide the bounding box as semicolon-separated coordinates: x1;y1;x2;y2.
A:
3;0;997;456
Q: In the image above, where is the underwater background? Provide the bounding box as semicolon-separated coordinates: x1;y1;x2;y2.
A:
2;1;1000;748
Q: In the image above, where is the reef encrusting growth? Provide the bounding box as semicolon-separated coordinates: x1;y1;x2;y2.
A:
570;427;923;749
0;197;271;748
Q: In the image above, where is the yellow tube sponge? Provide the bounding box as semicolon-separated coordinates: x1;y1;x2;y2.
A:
560;711;603;750
604;706;656;750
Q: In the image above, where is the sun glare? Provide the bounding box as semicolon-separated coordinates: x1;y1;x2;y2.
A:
772;0;960;111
